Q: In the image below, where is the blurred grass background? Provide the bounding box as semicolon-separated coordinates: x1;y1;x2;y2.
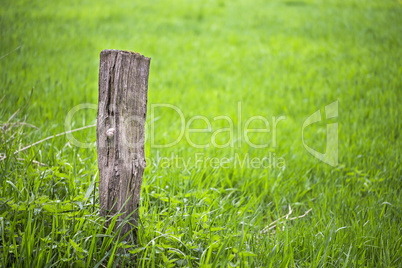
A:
1;0;401;267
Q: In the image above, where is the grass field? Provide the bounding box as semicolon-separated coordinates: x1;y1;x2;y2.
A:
1;0;401;267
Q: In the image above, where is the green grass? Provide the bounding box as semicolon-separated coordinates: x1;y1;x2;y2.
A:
1;0;401;267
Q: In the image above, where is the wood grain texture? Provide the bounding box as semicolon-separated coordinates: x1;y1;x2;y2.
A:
97;49;150;241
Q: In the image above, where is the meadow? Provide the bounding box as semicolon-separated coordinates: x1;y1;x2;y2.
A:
0;0;401;267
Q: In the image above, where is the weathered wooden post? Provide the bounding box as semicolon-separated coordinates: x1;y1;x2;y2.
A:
97;49;150;242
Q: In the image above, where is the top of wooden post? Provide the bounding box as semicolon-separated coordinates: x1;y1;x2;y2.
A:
100;49;151;62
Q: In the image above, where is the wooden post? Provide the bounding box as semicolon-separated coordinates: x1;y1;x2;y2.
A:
97;49;150;242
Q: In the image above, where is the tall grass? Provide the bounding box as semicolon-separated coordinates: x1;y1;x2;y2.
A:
1;0;401;267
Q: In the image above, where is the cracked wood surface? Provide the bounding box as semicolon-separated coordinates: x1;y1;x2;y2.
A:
97;49;150;241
